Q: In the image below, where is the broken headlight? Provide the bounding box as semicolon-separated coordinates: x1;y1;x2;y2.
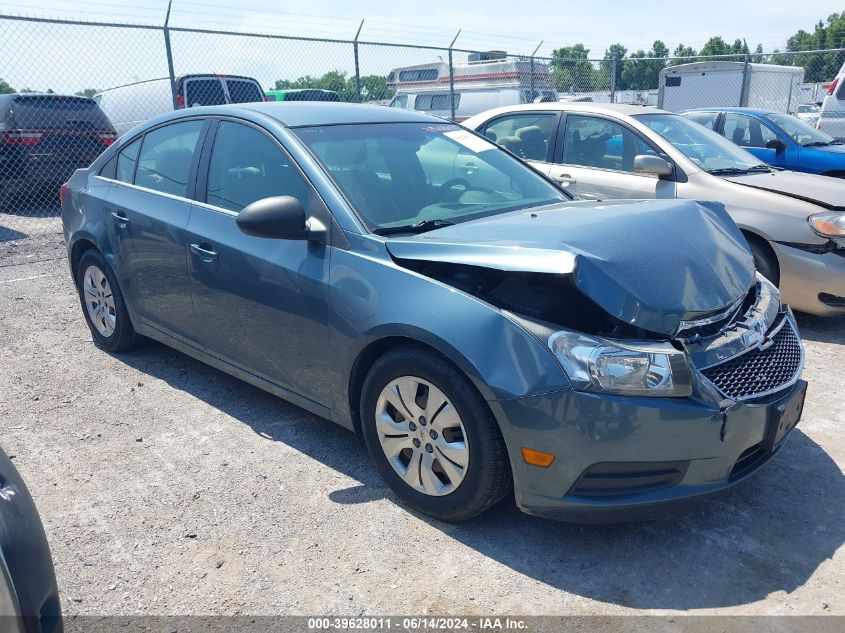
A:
548;331;692;397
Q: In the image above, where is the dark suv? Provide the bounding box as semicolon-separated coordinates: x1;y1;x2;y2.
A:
0;94;116;211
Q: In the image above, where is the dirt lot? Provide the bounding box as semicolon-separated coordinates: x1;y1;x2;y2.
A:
1;255;844;617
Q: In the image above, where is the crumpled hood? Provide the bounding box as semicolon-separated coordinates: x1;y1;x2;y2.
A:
385;199;755;336
725;170;845;209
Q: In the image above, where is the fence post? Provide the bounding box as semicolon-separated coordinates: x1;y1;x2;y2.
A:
529;40;543;101
610;53;618;103
353;19;364;103
163;0;177;109
448;30;461;121
740;51;751;107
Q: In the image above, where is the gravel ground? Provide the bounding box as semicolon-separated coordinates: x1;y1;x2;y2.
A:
1;256;843;617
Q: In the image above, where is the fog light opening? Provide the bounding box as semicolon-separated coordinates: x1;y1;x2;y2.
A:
521;447;555;468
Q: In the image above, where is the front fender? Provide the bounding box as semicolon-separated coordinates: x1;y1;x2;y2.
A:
329;237;570;425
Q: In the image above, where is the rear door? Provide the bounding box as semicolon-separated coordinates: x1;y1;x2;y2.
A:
224;78;265;104
104;119;207;340
550;113;676;199
186;119;333;405
476;111;561;177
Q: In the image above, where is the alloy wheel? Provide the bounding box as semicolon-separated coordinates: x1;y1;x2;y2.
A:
375;376;469;496
82;265;117;338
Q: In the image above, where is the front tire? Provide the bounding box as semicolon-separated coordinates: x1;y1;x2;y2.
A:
360;345;511;521
76;250;139;352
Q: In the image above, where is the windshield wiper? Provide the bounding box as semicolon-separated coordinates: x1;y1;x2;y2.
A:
708;165;770;175
373;218;456;236
803;141;831;147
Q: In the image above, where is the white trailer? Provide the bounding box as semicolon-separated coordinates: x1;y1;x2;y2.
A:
657;62;804;113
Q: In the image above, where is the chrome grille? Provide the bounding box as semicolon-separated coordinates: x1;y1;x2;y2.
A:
701;320;802;401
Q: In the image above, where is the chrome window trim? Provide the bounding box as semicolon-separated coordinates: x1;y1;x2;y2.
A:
93;175;194;205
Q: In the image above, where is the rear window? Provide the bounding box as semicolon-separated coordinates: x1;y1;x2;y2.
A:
226;80;264;104
183;79;226;107
283;90;341;102
8;96;112;131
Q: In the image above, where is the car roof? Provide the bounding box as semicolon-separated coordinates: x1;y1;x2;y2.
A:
682;107;778;116
152;101;444;128
471;102;669;118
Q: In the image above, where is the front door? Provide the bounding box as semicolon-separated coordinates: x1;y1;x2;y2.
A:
721;113;792;169
186;120;333;406
550;113;676;200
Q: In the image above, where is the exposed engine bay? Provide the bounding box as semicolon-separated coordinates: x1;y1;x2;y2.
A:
395;258;661;340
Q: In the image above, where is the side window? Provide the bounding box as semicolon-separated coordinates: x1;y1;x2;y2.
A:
390;95;408;109
685;112;718;130
206;121;312;212
483;113;558;162
562;115;655;172
414;93;458;111
115;138;141;183
183;79;226;107
723;113;751;146
135;120;204;197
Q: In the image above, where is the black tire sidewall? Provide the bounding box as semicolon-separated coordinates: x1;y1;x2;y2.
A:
76;250;136;352
360;347;509;521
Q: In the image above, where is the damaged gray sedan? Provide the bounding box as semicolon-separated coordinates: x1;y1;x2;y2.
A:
62;103;806;522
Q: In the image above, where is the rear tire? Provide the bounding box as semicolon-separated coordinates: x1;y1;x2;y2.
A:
76;250;139;353
360;345;512;522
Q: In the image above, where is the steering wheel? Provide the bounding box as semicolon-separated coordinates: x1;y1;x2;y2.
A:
438;178;472;193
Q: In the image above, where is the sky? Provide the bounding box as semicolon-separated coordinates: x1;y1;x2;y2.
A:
3;0;843;56
0;0;842;94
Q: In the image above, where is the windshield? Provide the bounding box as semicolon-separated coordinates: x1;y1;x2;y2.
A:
798;104;819;113
765;112;836;146
292;122;570;232
636;113;768;174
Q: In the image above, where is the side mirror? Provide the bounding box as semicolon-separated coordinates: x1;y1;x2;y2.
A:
633;154;674;178
765;138;786;152
236;196;325;241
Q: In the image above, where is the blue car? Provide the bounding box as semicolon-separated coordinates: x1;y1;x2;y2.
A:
682;107;845;177
61;102;806;522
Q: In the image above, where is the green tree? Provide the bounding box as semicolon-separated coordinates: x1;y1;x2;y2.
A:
351;74;394;101
774;13;845;82
550;43;598;92
0;78;13;94
599;43;628;90
621;40;669;90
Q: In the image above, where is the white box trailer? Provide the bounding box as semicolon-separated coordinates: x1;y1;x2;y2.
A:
658;62;804;113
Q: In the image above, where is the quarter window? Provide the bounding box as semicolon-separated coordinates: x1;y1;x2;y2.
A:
562;115;656;172
115;138;141;184
685;112;719;130
483;113;557;162
135;120;204;197
206;121;312;212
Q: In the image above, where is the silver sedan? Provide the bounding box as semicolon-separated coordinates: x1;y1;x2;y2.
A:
464;103;845;316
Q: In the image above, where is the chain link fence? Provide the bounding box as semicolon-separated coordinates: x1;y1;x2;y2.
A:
1;11;844;264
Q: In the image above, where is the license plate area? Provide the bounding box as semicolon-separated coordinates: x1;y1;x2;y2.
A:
762;380;807;451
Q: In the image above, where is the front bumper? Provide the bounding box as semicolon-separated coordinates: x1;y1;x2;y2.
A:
774;242;845;316
492;378;807;523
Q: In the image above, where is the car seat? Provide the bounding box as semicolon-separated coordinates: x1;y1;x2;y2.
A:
515;126;547;160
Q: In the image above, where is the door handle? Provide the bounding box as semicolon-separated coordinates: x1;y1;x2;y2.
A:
552;174;576;186
111;211;130;228
190;243;218;262
458;161;477;175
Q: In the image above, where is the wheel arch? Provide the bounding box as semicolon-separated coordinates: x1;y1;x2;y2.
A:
346;332;497;436
740;229;780;284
